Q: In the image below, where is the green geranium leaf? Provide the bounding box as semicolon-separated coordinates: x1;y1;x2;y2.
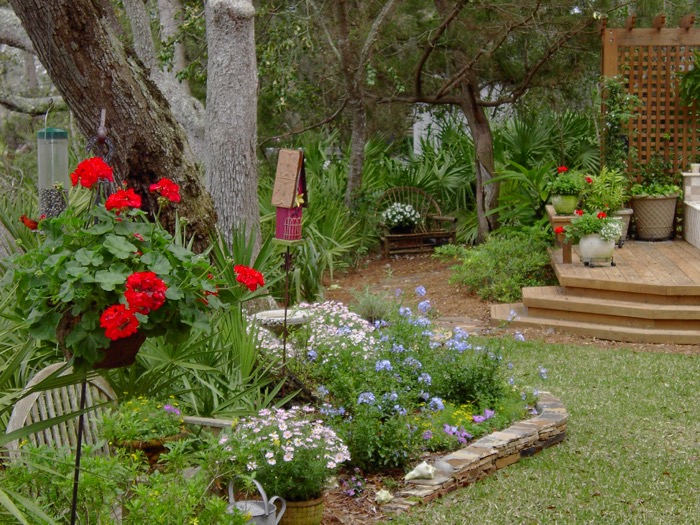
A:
168;244;195;262
95;269;128;291
28;311;61;340
74;248;104;267
104;235;138;259
141;252;173;275
165;285;184;300
85;221;113;236
58;281;75;302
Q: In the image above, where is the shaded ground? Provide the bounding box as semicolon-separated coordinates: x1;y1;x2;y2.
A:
317;253;700;524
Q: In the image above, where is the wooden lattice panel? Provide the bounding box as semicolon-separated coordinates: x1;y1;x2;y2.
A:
602;27;700;175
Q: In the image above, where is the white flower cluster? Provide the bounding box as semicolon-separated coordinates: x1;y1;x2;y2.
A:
599;220;622;241
381;202;421;229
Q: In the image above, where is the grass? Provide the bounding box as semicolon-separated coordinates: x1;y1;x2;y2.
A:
388;337;700;524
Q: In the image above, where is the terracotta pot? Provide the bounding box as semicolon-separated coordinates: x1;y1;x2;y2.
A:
551;194;579;215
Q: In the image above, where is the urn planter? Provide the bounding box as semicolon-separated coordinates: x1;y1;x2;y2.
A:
578;234;616;267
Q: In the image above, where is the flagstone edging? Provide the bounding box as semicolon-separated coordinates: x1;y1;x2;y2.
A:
382;391;567;514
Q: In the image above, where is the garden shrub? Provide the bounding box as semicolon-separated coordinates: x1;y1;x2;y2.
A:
435;226;556;303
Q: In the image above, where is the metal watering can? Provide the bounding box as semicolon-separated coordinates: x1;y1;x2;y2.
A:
227;479;286;525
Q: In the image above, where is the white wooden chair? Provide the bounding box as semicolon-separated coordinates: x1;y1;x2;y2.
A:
4;362;117;460
4;362;234;461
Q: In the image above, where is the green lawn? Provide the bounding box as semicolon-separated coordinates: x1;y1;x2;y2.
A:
388;339;700;524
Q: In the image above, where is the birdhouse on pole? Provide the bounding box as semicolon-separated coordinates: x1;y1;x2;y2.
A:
272;149;307;241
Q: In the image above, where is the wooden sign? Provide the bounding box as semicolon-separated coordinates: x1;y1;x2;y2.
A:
272;149;304;209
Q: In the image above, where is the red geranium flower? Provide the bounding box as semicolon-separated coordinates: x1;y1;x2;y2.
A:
106;188;142;211
574;209;584;216
554;226;565;234
124;271;168;313
19;215;38;230
234;265;265;292
100;304;139;341
150;178;181;203
557;166;568;173
585;176;593;184
70;157;114;188
597;211;607;219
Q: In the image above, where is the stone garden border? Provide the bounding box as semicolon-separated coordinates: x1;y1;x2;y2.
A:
383;391;567;515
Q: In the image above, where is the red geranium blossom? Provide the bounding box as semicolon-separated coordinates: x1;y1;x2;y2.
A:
106;188;142;211
557;166;568;173
70;157;114;189
574;209;584;216
585;176;593;184
19;215;38;230
124;271;168;313
554;226;565;234
597;211;607;219
234;265;265;292
100;304;139;340
150;178;181;203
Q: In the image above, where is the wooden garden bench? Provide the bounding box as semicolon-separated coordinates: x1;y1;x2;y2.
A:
377;186;457;258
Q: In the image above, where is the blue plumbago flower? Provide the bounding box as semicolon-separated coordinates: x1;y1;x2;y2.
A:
410;316;431;328
448;340;472;353
393;405;407;416
417;300;431;314
508;309;518;321
380;334;390;342
357;392;376;405
415;285;427;297
391;343;406;353
507;362;513;370
395;288;403;298
418;373;432;386
320;403;345;417
428;397;445;411
529;407;539;415
421;330;433;337
538;366;548;379
472;414;486;423
307;349;318;361
375;359;393;372
429;341;441;349
399;306;412;317
508;376;515;386
484;408;495;419
533;389;539;397
403;356;422;369
383;391;399;402
521;392;527;401
514;331;526;342
422;430;433;440
316;385;329;397
453;327;469;340
374;319;388;329
419;391;430;401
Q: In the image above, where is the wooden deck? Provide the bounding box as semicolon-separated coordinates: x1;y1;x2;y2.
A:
491;240;700;344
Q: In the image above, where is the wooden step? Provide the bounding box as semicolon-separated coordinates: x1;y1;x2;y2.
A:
491;303;700;345
522;286;700;329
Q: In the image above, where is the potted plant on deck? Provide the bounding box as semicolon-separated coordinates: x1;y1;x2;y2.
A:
219;405;351;525
548;166;585;215
563;210;622;266
628;156;682;241
582;167;633;245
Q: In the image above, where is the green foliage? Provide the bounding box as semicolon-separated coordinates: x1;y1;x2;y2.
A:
564;211;622;243
488;163;555;227
600;75;642;172
548;171;586;196
678;50;700;107
582;167;629;212
630;154;682;197
99;397;184;442
435;228;556;302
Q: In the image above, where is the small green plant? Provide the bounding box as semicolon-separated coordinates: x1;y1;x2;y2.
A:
678;50;700;107
582;167;629;212
548;169;585;196
435;228;556;303
630;154;682;197
349;286;394;323
563;211;622;243
100;397;184;442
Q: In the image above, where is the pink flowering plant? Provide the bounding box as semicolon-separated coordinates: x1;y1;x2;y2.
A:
2;157;231;369
218;405;351;501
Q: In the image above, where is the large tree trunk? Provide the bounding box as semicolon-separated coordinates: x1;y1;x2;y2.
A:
8;0;216;247
158;0;191;95
205;0;260;246
459;80;499;242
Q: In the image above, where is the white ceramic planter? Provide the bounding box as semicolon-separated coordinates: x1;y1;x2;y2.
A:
578;234;615;267
690;163;700;174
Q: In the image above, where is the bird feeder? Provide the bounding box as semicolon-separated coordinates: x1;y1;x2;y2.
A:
271;149;307;241
37;127;69;217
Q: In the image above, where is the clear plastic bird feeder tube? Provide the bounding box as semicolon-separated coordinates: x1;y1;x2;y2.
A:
37;127;69;217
